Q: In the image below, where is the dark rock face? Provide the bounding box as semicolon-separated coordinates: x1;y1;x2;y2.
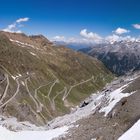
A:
80;101;89;108
79;41;140;76
0;73;5;81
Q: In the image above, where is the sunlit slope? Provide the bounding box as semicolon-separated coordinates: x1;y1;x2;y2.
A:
0;32;113;125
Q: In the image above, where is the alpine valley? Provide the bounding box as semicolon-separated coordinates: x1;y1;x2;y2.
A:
0;31;140;140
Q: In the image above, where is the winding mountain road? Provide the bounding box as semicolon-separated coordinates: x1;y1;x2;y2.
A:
34;81;54;117
0;75;6;85
25;77;41;113
0;74;9;104
0;76;20;108
63;76;94;101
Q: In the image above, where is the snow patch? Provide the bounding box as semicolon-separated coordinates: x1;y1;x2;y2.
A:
49;93;103;128
49;82;133;128
99;84;134;116
0;116;44;131
49;74;138;128
10;39;35;49
21;81;25;86
0;125;68;140
11;74;22;80
30;52;37;56
118;119;140;140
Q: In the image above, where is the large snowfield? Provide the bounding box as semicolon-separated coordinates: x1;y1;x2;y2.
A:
0;125;69;140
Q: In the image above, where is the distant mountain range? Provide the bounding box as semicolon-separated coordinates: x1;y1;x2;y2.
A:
53;40;97;50
79;40;140;75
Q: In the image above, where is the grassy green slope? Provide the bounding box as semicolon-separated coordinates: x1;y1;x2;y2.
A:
0;32;113;125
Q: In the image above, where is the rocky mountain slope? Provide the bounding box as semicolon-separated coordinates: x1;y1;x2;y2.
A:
0;32;139;139
0;31;113;126
79;40;140;75
48;71;140;140
0;69;139;140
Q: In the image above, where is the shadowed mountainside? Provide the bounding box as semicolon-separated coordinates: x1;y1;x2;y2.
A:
79;41;140;76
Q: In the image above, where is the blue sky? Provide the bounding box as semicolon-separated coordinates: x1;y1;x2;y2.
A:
0;0;140;40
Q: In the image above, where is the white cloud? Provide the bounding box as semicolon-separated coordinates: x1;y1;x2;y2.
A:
52;29;103;45
3;24;16;33
15;30;22;33
16;17;29;23
52;36;66;41
123;36;136;42
105;34;120;43
3;24;21;33
133;24;140;29
2;17;29;33
80;29;102;40
51;35;97;45
8;24;16;30
51;36;86;44
52;28;137;45
80;29;103;43
114;27;130;35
